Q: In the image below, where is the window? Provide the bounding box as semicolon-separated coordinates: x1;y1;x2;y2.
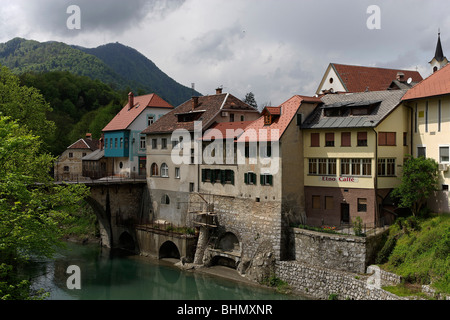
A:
151;163;159;176
341;132;351;147
244;144;257;158
138;136;145;149
244;172;257;185
357;198;367;212
189;183;195;192
357;132;367;146
105;139;108;149
308;158;336;175
175;167;180;179
230;113;235;122
312;195;321;209
190;148;195;164
414;103;418;133
115;138;118;148
325;196;334;210
82;152;87;157
120;137;123;148
260;145;272;158
64;166;70;172
147;115;155;126
417;146;426;158
161;163;169;177
440;146;449;163
241;115;245;121
311;133;320;147
378;158;396;176
260;174;273;186
151;138;157;149
341;158;372;176
161;194;170;205
325;133;335;147
69;152;73;158
378;132;396;146
403;132;408;146
443;184;449;191
161;138;167;149
264;114;272;125
110;138;113;149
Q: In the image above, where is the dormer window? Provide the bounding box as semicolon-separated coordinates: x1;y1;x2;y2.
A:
264;114;272;125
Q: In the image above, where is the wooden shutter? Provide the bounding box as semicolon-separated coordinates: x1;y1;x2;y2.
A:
311;133;320;147
268;175;273;186
244;173;248;184
341;132;351;146
386;132;396;146
378;132;386;146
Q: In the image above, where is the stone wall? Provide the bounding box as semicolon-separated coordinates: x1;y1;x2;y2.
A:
276;261;404;300
292;228;386;274
189;193;283;272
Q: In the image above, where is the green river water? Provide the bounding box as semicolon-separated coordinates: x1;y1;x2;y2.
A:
25;242;308;300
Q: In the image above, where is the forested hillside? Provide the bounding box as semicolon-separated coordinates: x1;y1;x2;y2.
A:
0;38;201;106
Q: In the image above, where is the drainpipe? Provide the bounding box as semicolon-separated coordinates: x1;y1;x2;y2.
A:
371;126;379;228
404;103;414;156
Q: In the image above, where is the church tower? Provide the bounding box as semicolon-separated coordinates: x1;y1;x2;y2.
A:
429;31;448;73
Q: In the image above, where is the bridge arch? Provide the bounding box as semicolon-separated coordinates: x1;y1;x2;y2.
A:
217;231;241;253
159;241;181;260
118;231;136;252
84;195;112;248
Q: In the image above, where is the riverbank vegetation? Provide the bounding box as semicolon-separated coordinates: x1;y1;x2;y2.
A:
376;213;450;296
0;66;89;299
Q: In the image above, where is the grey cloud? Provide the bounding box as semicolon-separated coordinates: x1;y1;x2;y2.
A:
18;0;185;37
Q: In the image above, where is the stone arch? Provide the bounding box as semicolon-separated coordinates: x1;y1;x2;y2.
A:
210;256;238;269
159;241;181;259
216;231;241;253
118;231;135;252
84;195;112;248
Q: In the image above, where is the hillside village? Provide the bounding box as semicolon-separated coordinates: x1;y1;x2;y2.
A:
53;33;450;299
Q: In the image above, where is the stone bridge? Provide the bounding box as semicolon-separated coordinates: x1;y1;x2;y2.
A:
59;178;198;261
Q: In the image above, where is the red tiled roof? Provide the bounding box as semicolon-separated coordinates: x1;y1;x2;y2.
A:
237;95;321;142
67;138;99;150
263;107;281;115
332;63;423;92
102;93;173;132
402;63;450;100
201;121;255;141
142;93;259;134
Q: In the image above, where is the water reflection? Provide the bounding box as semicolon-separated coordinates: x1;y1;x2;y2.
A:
26;242;306;300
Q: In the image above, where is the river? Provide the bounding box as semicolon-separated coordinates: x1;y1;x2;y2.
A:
24;242;308;300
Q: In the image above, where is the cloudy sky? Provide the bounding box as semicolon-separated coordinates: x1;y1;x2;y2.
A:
1;0;449;106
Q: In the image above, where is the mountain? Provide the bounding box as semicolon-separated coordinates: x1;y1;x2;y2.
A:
0;38;200;105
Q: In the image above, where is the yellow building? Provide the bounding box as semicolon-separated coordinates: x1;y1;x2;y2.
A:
402;63;450;213
301;90;410;228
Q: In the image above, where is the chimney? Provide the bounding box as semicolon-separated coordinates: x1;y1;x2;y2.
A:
128;92;134;110
86;133;92;140
216;87;223;95
396;72;405;82
192;96;199;110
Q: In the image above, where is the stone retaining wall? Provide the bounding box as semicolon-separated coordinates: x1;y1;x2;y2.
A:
276;261;404;300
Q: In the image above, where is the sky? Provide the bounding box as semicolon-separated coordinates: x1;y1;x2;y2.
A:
1;0;449;106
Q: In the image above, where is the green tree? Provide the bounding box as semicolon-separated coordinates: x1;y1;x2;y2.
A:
243;92;258;110
0;116;89;299
0;65;55;148
391;155;439;216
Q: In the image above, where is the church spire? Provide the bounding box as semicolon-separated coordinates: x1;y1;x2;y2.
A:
430;30;448;72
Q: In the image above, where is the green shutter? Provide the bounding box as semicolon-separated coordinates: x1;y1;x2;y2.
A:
211;170;216;184
252;173;257;185
230;170;234;185
268;174;273;186
221;170;226;184
201;169;206;182
260;174;264;185
244;173;248;184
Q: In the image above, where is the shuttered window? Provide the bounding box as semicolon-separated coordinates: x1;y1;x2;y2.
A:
325;133;335;147
311;133;320;147
357;132;367;146
378;132;396;146
341;132;351;147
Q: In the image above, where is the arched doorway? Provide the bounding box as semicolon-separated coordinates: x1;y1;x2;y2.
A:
118;231;135;252
159;241;180;259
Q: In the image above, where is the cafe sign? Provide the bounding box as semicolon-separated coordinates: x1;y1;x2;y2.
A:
320;176;359;183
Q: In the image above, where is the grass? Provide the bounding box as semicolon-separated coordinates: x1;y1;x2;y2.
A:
377;213;450;295
260;273;291;294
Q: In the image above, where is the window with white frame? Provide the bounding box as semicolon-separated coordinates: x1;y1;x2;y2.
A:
175;167;180;179
161;163;169;177
439;146;449;163
308;158;336;175
417;146;426;158
341;158;372;176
